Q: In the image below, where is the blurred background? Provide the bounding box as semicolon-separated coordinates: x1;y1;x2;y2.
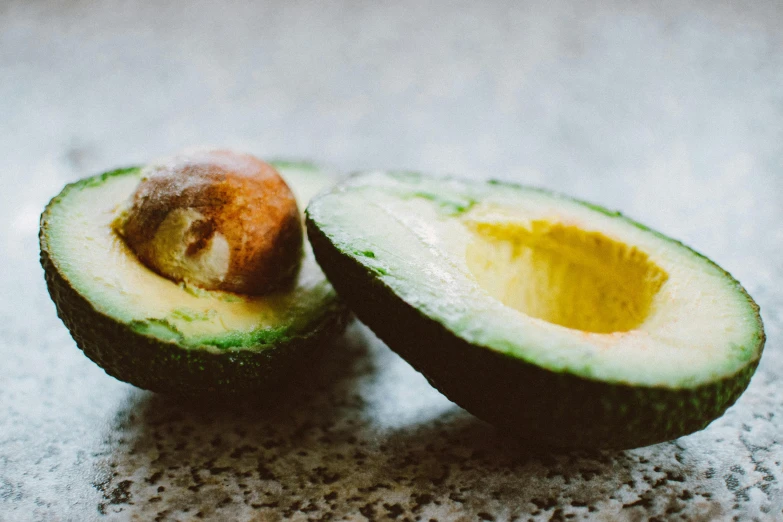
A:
4;1;783;285
2;1;782;520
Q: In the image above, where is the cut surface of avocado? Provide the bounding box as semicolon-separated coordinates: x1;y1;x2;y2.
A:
305;171;765;448
40;162;348;395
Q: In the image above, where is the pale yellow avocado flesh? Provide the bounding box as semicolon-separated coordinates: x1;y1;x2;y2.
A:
44;164;338;350
311;172;762;387
467;220;669;334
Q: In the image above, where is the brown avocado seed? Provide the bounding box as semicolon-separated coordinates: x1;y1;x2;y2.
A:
117;150;303;295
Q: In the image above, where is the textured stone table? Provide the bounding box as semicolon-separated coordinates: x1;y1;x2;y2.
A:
1;1;782;520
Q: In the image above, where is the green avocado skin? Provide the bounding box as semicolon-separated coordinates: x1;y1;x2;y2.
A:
40;245;349;397
39;164;350;398
306;211;761;450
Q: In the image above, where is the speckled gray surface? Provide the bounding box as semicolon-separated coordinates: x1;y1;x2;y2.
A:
2;1;783;520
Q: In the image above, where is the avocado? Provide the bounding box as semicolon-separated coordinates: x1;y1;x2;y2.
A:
305;171;765;449
40;162;349;396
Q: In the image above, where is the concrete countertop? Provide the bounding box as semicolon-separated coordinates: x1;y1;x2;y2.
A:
1;1;781;520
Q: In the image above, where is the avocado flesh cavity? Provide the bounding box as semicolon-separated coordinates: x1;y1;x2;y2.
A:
40;163;349;396
306;171;765;449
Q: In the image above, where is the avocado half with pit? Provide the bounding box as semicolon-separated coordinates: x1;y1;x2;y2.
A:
40;162;349;396
305;171;765;449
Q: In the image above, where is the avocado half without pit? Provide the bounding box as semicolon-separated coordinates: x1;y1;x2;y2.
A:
305;171;765;449
39;150;349;396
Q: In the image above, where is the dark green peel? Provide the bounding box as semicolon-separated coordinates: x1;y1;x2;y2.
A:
40;163;350;396
305;171;765;449
41;245;348;396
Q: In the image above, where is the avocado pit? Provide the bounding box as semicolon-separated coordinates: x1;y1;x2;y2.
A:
116;150;303;295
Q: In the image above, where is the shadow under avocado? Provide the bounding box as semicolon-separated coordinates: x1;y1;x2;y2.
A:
92;321;671;520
